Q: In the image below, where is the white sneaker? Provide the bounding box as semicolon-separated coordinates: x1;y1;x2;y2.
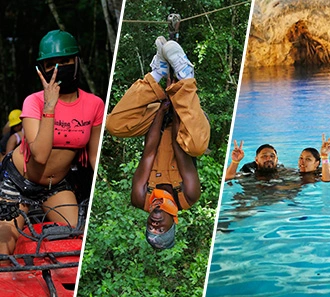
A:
162;40;194;79
150;36;168;78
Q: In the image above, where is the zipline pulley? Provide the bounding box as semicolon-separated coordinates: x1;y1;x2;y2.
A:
167;14;181;42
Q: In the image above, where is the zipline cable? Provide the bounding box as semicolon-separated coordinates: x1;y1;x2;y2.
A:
122;1;251;24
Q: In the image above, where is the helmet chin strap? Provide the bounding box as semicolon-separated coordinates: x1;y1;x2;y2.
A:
73;56;80;80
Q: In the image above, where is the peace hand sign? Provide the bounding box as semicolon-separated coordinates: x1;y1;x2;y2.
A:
36;65;61;113
231;140;244;162
321;133;330;157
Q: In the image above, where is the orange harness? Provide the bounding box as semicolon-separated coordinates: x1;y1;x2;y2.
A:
144;189;178;224
146;124;191;210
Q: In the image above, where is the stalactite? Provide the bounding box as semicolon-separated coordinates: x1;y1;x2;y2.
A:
287;20;330;65
244;0;330;67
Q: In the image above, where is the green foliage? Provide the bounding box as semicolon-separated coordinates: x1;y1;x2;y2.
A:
79;154;221;296
78;1;251;296
109;0;251;168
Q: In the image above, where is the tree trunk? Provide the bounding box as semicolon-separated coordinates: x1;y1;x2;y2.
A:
46;0;97;93
46;0;65;30
101;0;122;56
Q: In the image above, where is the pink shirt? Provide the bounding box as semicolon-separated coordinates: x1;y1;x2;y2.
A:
21;89;104;148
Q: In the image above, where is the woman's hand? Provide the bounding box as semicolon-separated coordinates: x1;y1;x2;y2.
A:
36;65;60;113
321;133;330;157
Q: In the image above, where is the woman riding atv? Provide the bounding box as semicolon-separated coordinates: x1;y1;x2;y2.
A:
0;29;104;255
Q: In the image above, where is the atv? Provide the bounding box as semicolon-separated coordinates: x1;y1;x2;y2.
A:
0;200;87;297
0;164;92;297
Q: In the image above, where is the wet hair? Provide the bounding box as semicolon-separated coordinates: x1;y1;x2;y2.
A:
302;148;320;166
256;144;277;156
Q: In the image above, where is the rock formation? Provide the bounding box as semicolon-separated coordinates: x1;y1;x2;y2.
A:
244;0;330;67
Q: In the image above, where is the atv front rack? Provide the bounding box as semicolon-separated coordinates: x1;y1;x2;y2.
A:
0;201;87;296
0;207;84;273
0;250;80;272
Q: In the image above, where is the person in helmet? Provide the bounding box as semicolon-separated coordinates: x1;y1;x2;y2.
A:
106;37;210;249
36;29;81;95
4;110;24;156
0;109;23;161
0;30;105;255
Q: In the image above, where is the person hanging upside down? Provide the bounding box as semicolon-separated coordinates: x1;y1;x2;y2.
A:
106;36;210;249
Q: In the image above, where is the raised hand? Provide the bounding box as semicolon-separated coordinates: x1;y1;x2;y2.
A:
225;140;245;181
36;64;60;113
321;133;330;157
231;140;244;163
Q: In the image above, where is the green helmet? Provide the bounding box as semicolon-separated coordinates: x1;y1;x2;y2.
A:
37;30;79;61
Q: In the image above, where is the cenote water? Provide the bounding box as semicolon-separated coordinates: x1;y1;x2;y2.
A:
204;65;330;297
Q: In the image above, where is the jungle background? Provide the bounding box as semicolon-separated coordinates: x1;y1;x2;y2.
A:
78;0;252;296
0;0;122;131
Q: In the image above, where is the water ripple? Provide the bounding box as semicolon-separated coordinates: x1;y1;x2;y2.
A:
206;65;330;297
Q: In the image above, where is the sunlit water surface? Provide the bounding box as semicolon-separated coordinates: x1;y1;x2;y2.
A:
205;65;330;297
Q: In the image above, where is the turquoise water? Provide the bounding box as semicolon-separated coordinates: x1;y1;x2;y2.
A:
205;65;330;297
